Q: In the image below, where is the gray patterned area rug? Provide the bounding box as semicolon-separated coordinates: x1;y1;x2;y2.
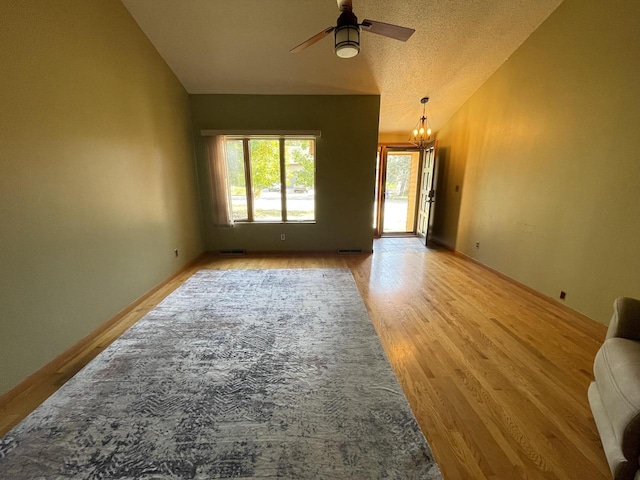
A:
0;269;442;479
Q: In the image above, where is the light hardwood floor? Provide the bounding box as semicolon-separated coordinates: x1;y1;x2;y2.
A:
0;238;610;479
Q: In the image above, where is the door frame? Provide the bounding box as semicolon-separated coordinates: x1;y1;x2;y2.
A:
374;143;425;238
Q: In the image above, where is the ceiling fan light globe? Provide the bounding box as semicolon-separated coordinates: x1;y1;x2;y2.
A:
334;25;360;58
336;45;360;58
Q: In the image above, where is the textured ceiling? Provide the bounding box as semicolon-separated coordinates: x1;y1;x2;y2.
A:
122;0;562;136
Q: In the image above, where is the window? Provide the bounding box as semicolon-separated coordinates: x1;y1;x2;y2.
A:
225;137;315;222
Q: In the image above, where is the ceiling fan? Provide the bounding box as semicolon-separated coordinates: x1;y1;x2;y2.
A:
290;0;415;59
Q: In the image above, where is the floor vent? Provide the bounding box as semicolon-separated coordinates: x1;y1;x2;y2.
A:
219;249;246;256
338;249;364;255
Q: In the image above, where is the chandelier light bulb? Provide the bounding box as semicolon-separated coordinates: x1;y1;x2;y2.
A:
427;128;432;135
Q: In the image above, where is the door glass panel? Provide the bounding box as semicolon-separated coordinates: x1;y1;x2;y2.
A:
383;151;420;233
249;139;282;221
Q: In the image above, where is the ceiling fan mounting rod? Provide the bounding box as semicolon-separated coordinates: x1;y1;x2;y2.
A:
337;0;353;12
337;9;358;28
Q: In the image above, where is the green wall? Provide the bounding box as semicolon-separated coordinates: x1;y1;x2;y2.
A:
0;1;203;394
189;95;380;252
434;0;640;322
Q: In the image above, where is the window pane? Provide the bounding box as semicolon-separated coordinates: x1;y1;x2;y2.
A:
225;139;247;221
285;139;315;221
249;139;282;221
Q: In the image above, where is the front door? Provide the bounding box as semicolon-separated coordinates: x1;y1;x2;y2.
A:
380;149;421;234
416;143;437;245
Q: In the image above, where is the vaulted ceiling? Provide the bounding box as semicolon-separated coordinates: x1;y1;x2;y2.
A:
122;0;563;136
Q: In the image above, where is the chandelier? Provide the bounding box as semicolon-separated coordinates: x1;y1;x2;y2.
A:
409;97;432;148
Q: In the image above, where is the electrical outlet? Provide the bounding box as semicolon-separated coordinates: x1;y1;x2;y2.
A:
475;242;480;249
174;249;179;257
280;234;286;241
560;291;566;300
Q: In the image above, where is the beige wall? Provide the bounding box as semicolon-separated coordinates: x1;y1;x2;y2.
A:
0;1;203;393
378;133;413;145
190;95;380;252
434;0;640;322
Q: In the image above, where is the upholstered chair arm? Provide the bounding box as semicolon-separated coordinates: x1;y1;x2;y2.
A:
607;297;640;341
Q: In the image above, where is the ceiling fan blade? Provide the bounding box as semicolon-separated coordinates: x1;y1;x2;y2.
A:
290;27;335;53
337;0;352;11
361;19;415;42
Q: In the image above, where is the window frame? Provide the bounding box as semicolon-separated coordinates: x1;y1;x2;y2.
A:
226;135;317;224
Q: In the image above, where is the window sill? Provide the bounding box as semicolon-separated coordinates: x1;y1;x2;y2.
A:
232;221;316;225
